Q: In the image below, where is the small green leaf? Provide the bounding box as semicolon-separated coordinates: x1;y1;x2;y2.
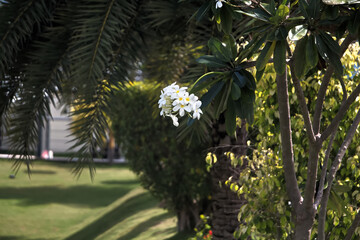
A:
196;55;228;68
274;40;287;75
293;36;308;79
231;82;241;100
225;99;236;136
256;41;276;71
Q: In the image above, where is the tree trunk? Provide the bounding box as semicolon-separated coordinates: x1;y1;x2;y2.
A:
210;115;247;240
177;204;200;232
294;210;315;240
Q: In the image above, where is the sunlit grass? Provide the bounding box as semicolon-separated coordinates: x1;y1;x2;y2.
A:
0;160;192;240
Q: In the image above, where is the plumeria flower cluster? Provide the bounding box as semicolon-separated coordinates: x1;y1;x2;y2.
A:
158;82;202;127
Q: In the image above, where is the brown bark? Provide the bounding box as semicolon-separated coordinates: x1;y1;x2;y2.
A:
210;116;247;240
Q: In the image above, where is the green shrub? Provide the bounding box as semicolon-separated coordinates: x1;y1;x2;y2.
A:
110;82;211;231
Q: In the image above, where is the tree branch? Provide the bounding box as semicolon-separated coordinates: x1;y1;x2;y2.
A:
312;34;356;135
344;211;360;240
289;61;316;143
276;70;302;210
321;82;360;141
318;109;360;240
315;130;337;207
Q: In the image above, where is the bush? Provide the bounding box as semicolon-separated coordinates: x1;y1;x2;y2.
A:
110;82;211;231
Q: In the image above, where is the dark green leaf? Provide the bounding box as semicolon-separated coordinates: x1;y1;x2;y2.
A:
306;34;319;69
200;81;225;109
208;37;232;62
220;5;233;35
190;72;223;93
274;40;287;75
231;82;241;100
225;99;236;136
195;2;211;22
241;69;257;91
308;0;321;18
196;55;228;68
223;34;237;60
256;41;276;71
215;81;232;118
293;36;308;79
233;72;246;88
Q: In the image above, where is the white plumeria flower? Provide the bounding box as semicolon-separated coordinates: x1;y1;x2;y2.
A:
193;107;203;120
215;0;223;9
159;82;202;126
173;102;192;117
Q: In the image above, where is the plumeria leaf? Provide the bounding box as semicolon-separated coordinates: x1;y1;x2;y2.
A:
197;55;228;68
200;81;225;109
256;41;276;72
293;35;308;79
306;34;319;69
208;37;233;62
241;69;256;91
274;40;287;75
231;82;241;100
190;72;223;93
223;34;237;60
233;72;247;88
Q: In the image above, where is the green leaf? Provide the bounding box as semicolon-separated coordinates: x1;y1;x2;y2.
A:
220;5;233;35
256;41;276;71
289;25;308;41
316;33;343;76
308;0;321;18
306;34;319;69
234;9;270;23
225;99;236;136
236;88;255;123
293;36;308;79
200;81;225;108
196;55;228;68
195;1;211;22
231;82;241;100
215;81;232;118
190;72;223;93
241;69;257;91
223;34;237;60
274;40;287;75
208;37;232;62
233;72;246;88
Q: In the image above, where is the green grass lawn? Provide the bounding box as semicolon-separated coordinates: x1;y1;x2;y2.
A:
0;159;192;240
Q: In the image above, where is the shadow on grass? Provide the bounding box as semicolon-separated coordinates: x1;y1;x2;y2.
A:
0;185;137;207
116;212;172;240
0;236;53;240
65;192;158;240
101;179;139;185
22;169;57;175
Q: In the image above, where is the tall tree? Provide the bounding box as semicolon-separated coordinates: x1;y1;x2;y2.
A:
191;0;360;239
